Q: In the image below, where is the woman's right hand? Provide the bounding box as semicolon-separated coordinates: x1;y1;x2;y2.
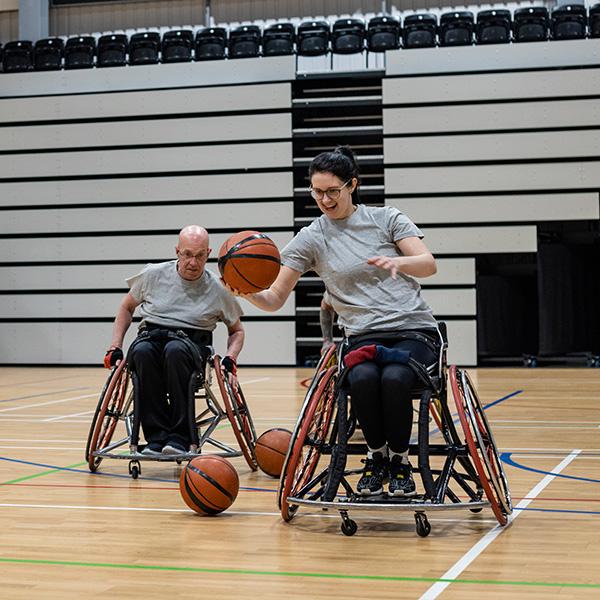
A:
220;278;255;299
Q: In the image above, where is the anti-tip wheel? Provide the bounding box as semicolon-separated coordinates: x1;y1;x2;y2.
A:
415;513;431;537
341;519;358;537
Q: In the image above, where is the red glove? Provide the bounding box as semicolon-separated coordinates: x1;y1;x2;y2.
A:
344;344;377;370
103;347;124;369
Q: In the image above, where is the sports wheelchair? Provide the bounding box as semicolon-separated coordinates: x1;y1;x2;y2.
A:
86;331;257;479
278;324;512;536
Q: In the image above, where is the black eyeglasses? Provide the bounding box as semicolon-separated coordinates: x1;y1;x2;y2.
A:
308;179;351;201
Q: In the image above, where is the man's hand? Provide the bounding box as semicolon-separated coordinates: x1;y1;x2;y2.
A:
103;346;124;369
321;340;335;355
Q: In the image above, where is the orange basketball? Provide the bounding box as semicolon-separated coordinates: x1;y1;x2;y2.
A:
179;456;239;515
255;428;292;478
218;230;280;294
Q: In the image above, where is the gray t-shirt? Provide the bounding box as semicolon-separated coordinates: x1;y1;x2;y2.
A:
281;205;436;336
127;261;243;331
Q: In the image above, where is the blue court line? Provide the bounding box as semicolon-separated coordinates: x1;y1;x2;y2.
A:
501;452;600;484
425;388;523;441
0;455;275;492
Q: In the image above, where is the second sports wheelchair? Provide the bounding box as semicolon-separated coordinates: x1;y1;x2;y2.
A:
86;332;257;479
278;324;512;537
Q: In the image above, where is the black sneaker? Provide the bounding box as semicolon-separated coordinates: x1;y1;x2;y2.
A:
357;452;388;496
141;442;163;456
388;456;417;497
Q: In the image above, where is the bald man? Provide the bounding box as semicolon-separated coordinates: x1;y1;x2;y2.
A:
104;226;244;456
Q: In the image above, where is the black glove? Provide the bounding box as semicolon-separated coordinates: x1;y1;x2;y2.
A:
221;355;237;376
104;347;124;369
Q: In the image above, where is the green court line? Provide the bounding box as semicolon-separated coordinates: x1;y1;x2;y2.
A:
0;461;87;486
0;557;598;589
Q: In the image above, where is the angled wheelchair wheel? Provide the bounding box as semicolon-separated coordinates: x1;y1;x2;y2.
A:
213;357;258;471
86;360;130;472
278;366;337;521
450;365;513;525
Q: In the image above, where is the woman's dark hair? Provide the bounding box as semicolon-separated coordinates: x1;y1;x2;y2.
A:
308;145;361;204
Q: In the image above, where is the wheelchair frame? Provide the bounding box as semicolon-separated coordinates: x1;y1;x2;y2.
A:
278;327;512;537
86;351;257;479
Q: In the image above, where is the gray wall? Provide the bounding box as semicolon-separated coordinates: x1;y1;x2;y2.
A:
383;38;600;365
0;56;296;365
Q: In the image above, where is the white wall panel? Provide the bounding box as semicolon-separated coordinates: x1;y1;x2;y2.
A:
386;39;600;76
385;131;600;164
383;99;600;134
0;56;295;97
0;113;292;151
0;82;291;123
421;226;537;254
0;201;293;234
416;258;475;286
0;320;296;365
389;194;599;224
0;142;292;178
0;231;293;263
0;172;293;208
383;69;600;104
385;162;600;195
0;290;295;318
422;288;476;316
445;320;477;366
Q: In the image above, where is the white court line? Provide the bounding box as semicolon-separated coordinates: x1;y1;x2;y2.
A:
0;418;90;423
239;377;271;385
0;438;87;443
44;410;94;423
492;420;600;424
0;503;497;523
494;426;599;430
418;449;581;600
0;446;84;450
0;394;97;413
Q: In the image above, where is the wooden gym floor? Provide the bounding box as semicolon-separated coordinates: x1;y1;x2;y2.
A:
0;366;599;599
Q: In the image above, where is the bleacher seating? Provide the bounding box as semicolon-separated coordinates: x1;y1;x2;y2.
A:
263;22;295;56
439;11;475;46
64;36;96;69
129;31;160;65
403;14;438;48
2;40;33;72
367;16;401;52
1;4;598;75
331;18;366;54
228;24;261;58
551;4;587;40
513;7;549;42
195;27;227;60
476;9;512;44
161;29;194;62
34;38;64;70
97;34;128;67
297;20;330;56
592;3;600;37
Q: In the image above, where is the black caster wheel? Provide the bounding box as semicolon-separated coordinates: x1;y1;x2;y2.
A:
415;512;431;537
129;460;141;479
341;519;358;537
470;507;483;513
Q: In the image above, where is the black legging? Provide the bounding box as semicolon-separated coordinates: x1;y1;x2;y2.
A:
128;330;206;448
347;333;439;454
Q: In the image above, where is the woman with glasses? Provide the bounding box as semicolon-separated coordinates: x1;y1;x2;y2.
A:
238;145;439;497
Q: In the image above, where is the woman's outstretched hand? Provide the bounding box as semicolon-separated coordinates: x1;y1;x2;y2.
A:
220;278;254;298
367;256;402;279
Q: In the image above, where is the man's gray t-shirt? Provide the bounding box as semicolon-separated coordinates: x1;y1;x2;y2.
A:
127;261;243;331
281;205;437;336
